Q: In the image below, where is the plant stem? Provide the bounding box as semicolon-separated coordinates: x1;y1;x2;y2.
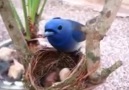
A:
9;0;25;33
37;0;47;21
31;0;40;23
22;0;31;40
27;0;32;17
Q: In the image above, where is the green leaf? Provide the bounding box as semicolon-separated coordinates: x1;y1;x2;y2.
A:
34;0;47;24
27;0;32;17
22;0;31;40
9;0;24;33
38;0;47;20
31;0;40;23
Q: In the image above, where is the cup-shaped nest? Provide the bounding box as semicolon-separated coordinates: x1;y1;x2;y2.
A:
27;47;99;90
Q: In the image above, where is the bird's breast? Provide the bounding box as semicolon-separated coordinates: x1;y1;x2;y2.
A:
47;36;81;52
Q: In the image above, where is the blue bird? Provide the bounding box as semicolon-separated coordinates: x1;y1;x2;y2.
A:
43;17;86;53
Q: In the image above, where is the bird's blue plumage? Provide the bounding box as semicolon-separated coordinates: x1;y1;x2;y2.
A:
44;17;86;52
68;20;86;42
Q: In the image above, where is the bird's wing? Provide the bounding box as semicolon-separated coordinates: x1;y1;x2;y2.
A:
69;20;86;42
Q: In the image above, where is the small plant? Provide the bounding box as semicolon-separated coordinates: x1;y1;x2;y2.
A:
10;0;47;39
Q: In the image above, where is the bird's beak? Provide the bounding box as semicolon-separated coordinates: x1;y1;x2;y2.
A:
43;31;54;38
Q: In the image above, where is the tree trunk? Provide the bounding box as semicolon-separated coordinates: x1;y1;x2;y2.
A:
0;0;32;89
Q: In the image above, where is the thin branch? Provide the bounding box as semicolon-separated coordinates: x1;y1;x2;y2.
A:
89;61;122;84
101;61;122;78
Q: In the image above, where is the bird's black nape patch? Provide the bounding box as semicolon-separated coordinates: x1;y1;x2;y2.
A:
53;17;61;19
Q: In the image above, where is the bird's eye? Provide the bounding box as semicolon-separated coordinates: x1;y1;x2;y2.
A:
58;25;62;30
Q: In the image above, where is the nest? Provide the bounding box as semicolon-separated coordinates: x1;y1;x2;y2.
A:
27;47;99;90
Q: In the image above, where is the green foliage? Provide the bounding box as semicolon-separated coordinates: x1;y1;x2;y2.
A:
10;0;47;40
22;0;31;39
29;0;40;23
9;0;24;33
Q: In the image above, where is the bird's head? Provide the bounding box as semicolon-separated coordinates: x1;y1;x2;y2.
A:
43;17;71;40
